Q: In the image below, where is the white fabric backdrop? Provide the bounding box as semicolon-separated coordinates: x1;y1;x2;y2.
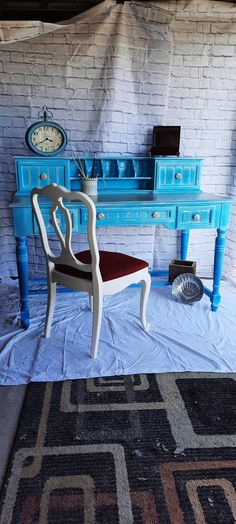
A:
0;20;67;44
0;0;173;278
0;0;235;281
1;279;236;385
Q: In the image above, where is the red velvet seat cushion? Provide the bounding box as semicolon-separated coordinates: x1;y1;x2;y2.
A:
55;250;149;282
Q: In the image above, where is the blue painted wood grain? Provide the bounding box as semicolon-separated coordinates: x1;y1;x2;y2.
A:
10;156;235;327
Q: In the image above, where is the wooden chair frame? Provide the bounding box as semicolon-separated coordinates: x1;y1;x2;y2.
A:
31;183;151;358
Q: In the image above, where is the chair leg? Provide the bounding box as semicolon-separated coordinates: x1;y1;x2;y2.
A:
44;281;56;338
90;291;103;359
89;294;93;312
140;273;151;331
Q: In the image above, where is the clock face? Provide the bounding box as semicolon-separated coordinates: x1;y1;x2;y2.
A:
31;125;63;153
25;121;67;156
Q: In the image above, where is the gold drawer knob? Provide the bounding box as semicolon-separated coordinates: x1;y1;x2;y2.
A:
97;212;105;220
193;213;200;221
175;173;183;180
40;173;48;180
152;211;160;219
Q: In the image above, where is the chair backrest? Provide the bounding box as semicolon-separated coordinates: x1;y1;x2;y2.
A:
31;183;101;280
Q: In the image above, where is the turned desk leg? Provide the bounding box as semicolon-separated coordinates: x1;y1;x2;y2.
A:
16;236;30;328
181;230;189;260
211;228;226;312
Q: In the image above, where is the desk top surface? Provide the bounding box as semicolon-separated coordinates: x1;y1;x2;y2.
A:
10;191;235;207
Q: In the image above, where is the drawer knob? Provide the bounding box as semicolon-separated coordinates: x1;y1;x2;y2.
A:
193;213;200;221
40;173;48;180
175;173;183;180
97;212;105;220
152;211;160;219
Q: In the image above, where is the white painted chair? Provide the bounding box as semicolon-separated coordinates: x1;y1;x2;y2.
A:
31;183;151;358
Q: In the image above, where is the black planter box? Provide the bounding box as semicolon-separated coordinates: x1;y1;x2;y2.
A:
169;259;197;283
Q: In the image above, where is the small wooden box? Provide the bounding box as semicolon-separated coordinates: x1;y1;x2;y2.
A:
169;259;196;282
151;126;181;156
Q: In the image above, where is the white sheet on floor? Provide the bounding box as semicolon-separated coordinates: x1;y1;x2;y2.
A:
0;279;236;385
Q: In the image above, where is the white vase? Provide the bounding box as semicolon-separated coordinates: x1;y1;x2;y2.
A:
81;178;98;196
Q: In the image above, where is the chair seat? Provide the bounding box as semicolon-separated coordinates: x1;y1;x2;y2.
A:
55;250;149;282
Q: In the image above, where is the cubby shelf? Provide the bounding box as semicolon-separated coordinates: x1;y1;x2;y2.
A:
70;158;155;191
70;158;154;179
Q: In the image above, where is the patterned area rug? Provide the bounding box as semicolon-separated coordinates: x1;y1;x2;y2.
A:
1;372;236;523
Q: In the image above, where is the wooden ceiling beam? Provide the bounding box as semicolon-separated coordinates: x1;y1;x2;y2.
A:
0;0;102;21
0;0;235;22
0;0;91;8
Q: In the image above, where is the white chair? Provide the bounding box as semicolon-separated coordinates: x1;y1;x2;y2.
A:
31;183;151;358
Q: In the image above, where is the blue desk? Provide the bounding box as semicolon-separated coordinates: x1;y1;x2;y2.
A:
10;156;234;328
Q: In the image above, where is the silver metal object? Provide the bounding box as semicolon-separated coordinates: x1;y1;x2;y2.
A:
152;211;160;219
193;213;201;221
81;178;98;196
175;173;183;180
97;212;105;220
171;273;204;304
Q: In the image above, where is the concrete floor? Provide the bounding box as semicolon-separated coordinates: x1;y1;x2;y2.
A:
0;385;27;490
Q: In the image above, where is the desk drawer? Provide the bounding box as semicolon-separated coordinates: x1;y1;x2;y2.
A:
33;208;80;234
177;204;221;228
81;206;176;227
155;158;202;191
16;159;70;193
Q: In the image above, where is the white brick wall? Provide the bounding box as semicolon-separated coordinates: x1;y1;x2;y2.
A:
159;0;236;279
0;0;236;282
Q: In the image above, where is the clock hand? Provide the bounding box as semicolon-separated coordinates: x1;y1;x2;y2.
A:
37;137;53;145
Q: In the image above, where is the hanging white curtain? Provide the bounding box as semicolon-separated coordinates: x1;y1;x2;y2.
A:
0;21;69;44
0;1;113;44
0;0;173;277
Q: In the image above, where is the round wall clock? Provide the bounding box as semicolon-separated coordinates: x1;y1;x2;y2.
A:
25;106;67;156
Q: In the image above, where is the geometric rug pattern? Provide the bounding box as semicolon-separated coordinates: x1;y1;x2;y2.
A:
1;372;236;523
